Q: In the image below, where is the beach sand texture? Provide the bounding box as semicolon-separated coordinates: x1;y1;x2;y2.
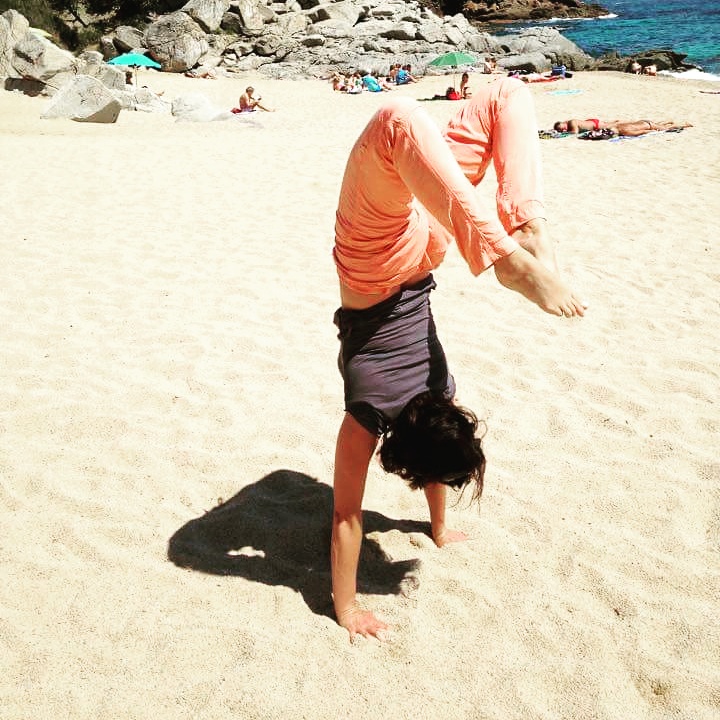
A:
1;70;718;719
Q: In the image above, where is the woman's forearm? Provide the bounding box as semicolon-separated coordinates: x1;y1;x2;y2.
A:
424;482;447;542
331;413;378;617
331;512;363;614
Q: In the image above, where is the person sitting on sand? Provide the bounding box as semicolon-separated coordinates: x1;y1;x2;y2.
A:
395;64;418;85
331;73;347;92
630;61;642;75
237;86;274;112
332;77;587;641
643;64;657;76
553;118;692;137
460;72;472;99
362;72;393;92
482;57;497;74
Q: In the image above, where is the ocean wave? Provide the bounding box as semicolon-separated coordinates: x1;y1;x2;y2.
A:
659;68;720;83
543;13;618;23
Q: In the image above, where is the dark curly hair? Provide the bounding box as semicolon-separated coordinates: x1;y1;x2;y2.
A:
379;392;485;501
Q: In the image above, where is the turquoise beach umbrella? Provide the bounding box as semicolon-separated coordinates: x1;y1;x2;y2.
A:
108;52;161;87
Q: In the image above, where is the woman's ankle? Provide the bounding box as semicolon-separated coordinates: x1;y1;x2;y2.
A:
511;219;558;272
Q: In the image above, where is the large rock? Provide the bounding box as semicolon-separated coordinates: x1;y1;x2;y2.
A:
381;22;417;41
416;22;446;44
10;32;78;94
115;86;172;113
594;48;699;73
114;25;145;52
276;12;310;36
171;92;227;121
236;0;266;35
497;51;552;73
463;0;608;22
41;75;121;122
307;19;354;39
77;50;127;90
500;28;593;70
145;12;210;72
182;0;232;32
306;2;362;25
0;9;30;78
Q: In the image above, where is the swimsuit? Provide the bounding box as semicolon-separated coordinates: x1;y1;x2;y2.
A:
334;275;455;436
586;118;600;131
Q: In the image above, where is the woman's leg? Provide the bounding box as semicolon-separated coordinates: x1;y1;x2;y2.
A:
443;77;545;234
335;97;516;287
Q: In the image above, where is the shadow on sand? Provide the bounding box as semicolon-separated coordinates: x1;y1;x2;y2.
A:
168;469;429;618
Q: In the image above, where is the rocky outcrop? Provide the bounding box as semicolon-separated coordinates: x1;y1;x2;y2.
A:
145;11;210;72
462;0;607;22
592;48;698;74
1;3;598;108
1;10;78;94
40;74;122;122
137;0;594;78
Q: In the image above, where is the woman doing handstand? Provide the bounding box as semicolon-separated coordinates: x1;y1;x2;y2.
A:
332;77;587;641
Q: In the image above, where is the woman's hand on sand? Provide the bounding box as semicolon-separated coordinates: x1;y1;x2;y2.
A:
432;527;468;548
494;247;587;317
337;604;388;642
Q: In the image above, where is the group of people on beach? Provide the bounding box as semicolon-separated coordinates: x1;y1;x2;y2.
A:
330;64;419;93
630;60;658;76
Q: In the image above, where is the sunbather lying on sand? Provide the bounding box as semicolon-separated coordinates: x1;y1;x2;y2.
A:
554;118;692;137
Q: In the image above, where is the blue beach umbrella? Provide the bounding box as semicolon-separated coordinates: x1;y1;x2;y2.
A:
108;52;161;86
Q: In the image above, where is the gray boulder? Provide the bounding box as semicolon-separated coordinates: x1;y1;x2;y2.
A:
381;22;417;41
41;75;121;122
77;50;127;91
237;0;266;34
182;0;232;32
497;51;551;73
276;12;310;35
0;9;29;78
416;22;445;44
308;19;354;39
120;86;172;113
145;12;210;72
11;32;78;95
114;26;145;52
171;92;227;121
443;25;464;47
306;2;362;25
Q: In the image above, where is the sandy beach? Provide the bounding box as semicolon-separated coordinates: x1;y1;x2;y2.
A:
1;68;718;719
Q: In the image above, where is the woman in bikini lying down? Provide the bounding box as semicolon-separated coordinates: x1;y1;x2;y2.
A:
554;118;692;136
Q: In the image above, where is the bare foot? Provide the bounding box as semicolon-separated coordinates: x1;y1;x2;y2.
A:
494;247;587;317
511;218;558;272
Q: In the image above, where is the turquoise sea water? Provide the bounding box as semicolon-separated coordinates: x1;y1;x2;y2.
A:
498;0;720;80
